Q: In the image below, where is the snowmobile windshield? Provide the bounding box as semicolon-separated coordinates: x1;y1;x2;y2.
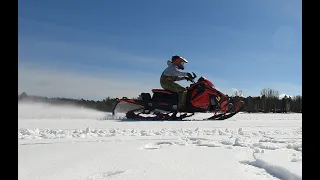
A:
199;76;215;87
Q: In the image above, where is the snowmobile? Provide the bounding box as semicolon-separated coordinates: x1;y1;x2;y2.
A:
112;72;245;121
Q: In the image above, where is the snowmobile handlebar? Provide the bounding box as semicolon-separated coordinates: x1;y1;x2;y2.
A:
186;72;197;83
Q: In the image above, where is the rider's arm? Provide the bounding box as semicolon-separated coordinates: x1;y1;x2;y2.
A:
175;77;186;81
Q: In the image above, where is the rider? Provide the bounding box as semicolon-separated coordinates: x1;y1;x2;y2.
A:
160;55;193;110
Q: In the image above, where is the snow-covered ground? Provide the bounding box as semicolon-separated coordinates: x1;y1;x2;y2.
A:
18;102;302;180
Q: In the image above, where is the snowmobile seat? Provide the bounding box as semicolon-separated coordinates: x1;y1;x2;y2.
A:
151;89;178;103
152;89;176;95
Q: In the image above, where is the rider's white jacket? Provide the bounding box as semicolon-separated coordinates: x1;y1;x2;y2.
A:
161;61;189;77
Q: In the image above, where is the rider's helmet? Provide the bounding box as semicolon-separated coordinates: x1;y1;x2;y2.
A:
171;55;188;70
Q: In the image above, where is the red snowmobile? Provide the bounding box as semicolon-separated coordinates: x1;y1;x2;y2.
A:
112;72;245;121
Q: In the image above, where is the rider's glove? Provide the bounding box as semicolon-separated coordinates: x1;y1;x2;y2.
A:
186;73;193;79
185;73;193;81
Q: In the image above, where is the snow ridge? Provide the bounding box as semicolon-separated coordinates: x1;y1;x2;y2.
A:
240;151;302;180
18;127;302;154
242;158;301;180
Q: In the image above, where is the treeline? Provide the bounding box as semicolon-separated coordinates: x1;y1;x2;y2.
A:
18;87;302;113
229;88;302;113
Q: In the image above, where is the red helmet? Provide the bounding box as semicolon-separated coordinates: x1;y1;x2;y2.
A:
171;55;188;70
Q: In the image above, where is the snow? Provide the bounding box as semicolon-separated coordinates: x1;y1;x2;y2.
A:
279;94;292;99
18;102;302;180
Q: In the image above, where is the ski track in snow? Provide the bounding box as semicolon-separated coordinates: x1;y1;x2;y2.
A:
18;102;302;180
85;170;126;180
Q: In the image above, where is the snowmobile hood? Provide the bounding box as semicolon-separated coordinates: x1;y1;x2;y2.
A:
198;76;215;87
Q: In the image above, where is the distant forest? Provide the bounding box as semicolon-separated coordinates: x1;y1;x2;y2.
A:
18;87;302;113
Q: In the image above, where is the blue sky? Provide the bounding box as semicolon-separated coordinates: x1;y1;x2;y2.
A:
18;0;302;100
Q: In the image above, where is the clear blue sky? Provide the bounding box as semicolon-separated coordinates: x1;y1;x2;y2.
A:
18;0;302;100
